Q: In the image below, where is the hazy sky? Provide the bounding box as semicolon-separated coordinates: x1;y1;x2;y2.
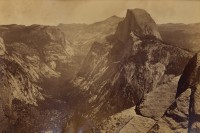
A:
0;0;200;25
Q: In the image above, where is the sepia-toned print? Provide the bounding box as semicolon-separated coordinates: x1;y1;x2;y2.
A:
0;0;200;133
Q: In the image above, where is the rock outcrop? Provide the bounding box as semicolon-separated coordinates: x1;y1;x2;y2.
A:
0;8;198;133
147;88;191;133
2;25;72;62
0;24;76;88
0;40;43;132
0;25;74;132
93;107;156;133
116;9;162;44
58;15;122;57
140;53;200;133
175;53;200;132
73;9;192;129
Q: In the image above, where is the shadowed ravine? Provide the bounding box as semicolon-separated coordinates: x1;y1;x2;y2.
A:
0;8;200;133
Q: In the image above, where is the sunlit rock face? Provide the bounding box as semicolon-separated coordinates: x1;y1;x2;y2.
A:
58;16;123;80
0;24;76;86
73;8;192;124
93;107;156;133
0;24;72;92
116;9;162;44
0;22;101;133
58;15;122;58
0;39;43;132
0;56;44;106
0;25;74;132
2;25;73;62
147;89;191;133
141;53;200;133
0;8;198;133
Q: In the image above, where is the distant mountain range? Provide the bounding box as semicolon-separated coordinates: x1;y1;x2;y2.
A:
159;23;200;52
0;8;200;133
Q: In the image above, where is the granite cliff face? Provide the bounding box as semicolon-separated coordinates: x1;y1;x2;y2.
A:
0;17;124;133
0;25;74;132
58;16;122;72
116;9;162;44
147;53;200;133
0;8;199;133
0;38;44;132
0;24;75;89
89;10;200;133
176;53;200;132
73;9;192;131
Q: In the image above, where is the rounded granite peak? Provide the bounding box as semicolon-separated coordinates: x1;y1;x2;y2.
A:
116;8;162;44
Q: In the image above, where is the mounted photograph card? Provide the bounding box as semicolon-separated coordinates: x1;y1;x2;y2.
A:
0;0;200;133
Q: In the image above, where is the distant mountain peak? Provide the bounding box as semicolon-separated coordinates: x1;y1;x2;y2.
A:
106;15;121;20
116;8;162;44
